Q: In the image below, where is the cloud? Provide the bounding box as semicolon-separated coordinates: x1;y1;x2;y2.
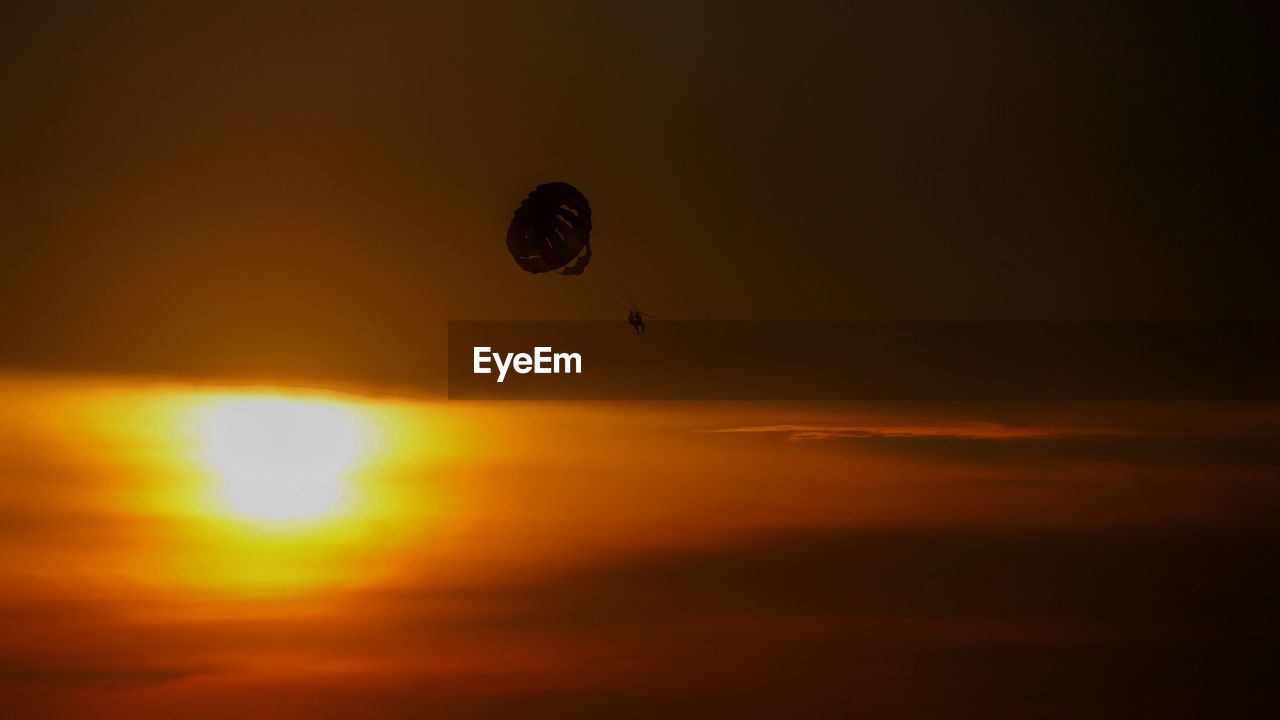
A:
442;526;1276;630
709;422;1280;468
2;520;1275;718
349;525;1280;718
0;663;206;692
708;422;1098;441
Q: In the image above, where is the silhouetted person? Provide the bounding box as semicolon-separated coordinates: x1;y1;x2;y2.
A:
628;310;646;335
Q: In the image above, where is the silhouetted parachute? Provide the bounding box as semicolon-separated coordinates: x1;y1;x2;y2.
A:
506;182;592;275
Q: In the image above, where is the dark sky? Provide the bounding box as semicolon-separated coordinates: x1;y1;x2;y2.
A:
1;1;1272;388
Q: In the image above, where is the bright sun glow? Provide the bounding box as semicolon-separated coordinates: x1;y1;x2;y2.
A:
196;396;369;525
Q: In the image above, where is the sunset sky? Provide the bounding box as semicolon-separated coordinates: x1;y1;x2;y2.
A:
2;375;1276;717
1;1;1275;718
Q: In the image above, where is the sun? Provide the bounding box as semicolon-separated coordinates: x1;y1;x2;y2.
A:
195;395;368;525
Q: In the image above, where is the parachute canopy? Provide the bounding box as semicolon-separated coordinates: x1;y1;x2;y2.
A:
506;182;592;275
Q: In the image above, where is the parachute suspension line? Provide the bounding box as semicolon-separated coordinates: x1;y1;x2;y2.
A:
614;281;639;315
630;311;859;382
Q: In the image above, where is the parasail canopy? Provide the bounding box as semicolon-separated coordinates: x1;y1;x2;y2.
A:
506;182;592;275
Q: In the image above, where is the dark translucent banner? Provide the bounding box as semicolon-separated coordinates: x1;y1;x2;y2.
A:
447;322;1279;401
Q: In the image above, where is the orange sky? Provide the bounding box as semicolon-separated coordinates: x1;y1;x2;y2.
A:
1;2;1271;392
1;373;1276;717
0;1;1273;716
